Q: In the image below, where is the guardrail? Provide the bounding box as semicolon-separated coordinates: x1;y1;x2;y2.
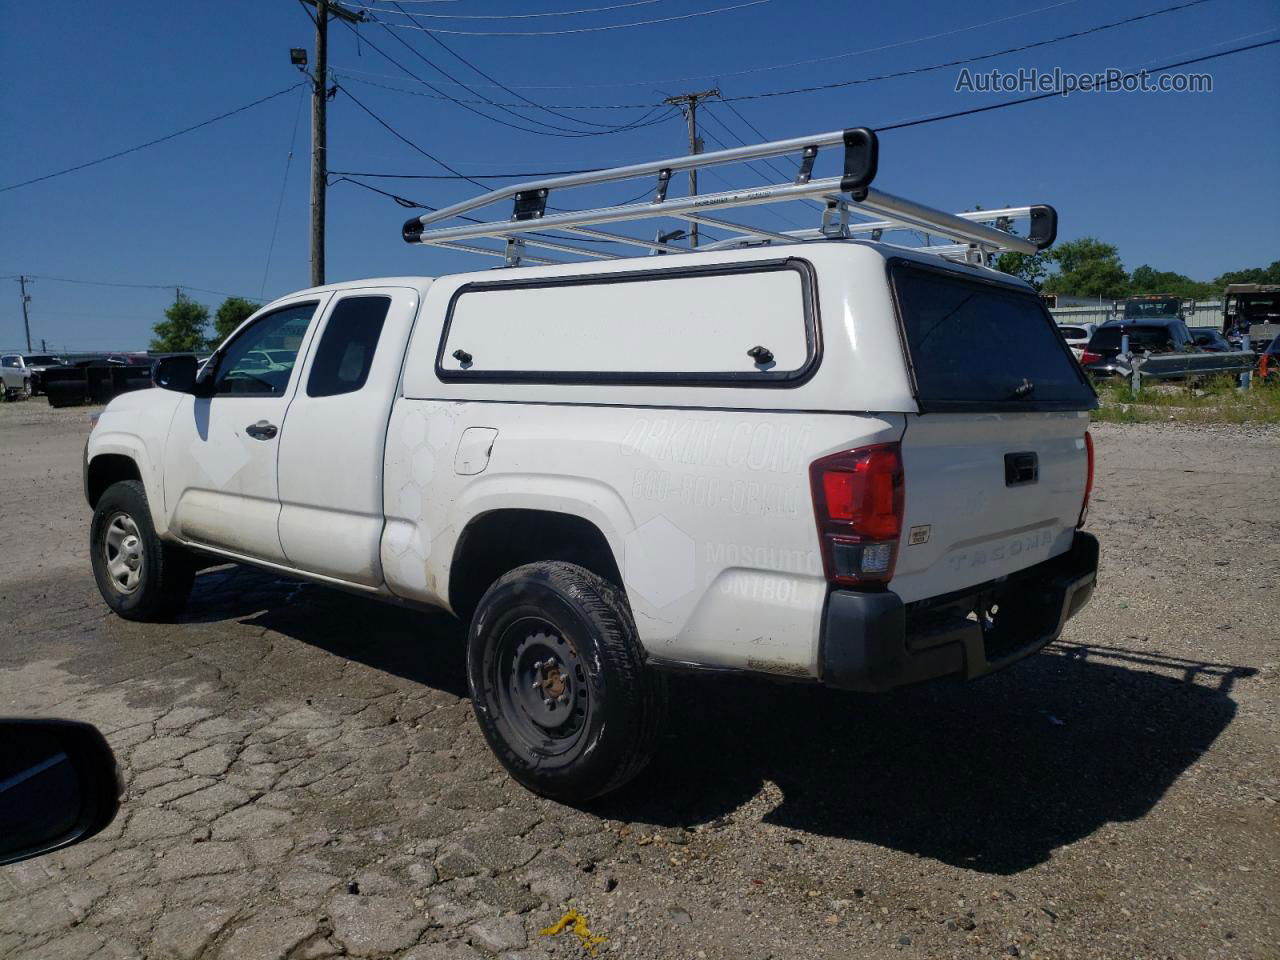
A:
1106;345;1257;395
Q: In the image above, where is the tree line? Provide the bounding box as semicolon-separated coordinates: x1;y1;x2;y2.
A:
997;239;1279;301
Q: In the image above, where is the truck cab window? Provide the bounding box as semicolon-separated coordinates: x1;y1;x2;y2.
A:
211;303;316;396
306;296;391;398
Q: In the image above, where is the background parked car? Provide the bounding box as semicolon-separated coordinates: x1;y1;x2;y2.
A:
1079;319;1200;379
1188;328;1232;352
1057;322;1097;361
1;354;34;400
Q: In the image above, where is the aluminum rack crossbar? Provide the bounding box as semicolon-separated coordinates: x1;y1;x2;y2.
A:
401;127;1057;264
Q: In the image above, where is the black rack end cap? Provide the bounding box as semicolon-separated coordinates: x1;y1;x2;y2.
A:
402;217;425;244
839;127;879;199
1028;204;1058;250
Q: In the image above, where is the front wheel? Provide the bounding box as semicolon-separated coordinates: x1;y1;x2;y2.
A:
467;561;666;802
90;480;195;622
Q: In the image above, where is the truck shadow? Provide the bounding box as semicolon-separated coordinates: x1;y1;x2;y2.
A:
597;643;1253;875
180;566;470;698
181;568;1252;876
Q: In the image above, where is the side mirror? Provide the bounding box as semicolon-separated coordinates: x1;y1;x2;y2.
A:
0;719;121;866
152;355;198;393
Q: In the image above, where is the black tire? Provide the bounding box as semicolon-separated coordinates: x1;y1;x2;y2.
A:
19;378;31;401
90;480;195;622
467;561;666;802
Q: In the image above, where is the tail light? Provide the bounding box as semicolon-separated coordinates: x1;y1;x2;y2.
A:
1079;349;1103;366
809;443;904;587
1078;430;1094;528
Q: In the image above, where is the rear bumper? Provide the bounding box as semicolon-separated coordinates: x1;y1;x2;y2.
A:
820;531;1098;692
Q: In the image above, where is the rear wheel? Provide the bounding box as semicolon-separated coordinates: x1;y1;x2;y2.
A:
90;480;195;621
467;561;665;802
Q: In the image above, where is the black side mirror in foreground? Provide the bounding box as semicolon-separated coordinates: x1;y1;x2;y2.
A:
0;719;121;866
152;354;199;393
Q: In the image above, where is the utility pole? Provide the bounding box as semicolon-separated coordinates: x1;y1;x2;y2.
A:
18;276;32;352
299;0;363;287
663;88;719;247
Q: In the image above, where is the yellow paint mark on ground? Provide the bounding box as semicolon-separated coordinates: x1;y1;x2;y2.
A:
540;909;608;956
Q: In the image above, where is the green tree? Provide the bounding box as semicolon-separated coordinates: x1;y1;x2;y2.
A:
150;297;210;353
1212;260;1280;288
212;296;258;346
984;207;1049;289
1042;237;1130;299
996;250;1050;289
1128;265;1215;299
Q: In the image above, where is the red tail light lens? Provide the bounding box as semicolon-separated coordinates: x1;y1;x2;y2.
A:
1079;349;1103;366
1078;430;1094;528
810;443;904;586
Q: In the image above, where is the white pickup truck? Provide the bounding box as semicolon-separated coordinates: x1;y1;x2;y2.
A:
84;130;1099;800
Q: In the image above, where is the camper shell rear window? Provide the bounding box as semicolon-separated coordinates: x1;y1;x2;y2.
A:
889;260;1096;413
436;259;819;387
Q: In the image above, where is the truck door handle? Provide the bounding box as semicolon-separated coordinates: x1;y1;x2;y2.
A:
245;420;278;440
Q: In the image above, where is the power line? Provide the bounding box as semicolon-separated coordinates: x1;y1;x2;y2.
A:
329;0;1079;92
0;83;306;195
332;71;655;110
374;0;768;36
327;33;1279;187
14;275;263;301
385;1;629;131
261;87;309;299
698;103;794;181
716;98;776;149
337;0;1223;110
337;84;491;186
355;0;667;18
336;14;678;137
334;38;1279;226
652;0;1086;86
372;5;637;134
874;37;1280;131
721;0;1220;102
335;87;642;231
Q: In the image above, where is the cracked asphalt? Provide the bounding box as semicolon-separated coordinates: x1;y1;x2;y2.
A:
1;404;1277;960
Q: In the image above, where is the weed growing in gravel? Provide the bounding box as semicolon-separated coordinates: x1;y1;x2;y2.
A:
1092;375;1280;425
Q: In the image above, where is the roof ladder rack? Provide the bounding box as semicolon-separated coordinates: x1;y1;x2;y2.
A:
401;127;1058;266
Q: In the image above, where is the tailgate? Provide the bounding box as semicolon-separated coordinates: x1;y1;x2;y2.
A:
891;411;1089;603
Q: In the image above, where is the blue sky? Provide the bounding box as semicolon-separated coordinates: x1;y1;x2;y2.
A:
1;0;1277;351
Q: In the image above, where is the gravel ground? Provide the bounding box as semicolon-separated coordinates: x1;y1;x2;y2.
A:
0;405;1276;960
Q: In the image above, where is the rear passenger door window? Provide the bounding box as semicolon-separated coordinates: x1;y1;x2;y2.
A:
307;296;391;397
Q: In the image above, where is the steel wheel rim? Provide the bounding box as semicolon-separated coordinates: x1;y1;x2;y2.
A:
494;616;590;758
103;511;144;595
